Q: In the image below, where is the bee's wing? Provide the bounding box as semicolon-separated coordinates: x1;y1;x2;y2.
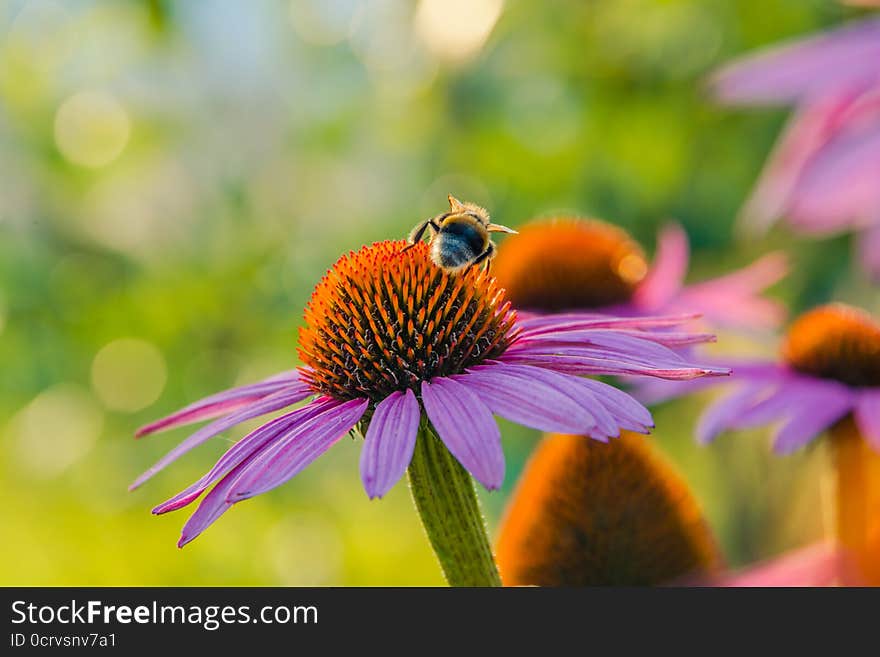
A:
487;223;518;234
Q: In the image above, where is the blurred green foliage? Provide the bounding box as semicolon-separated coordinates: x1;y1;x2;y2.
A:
1;0;877;585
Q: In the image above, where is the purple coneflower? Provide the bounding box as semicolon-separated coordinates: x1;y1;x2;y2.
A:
494;430;853;586
133;238;726;585
638;303;880;584
711;15;880;279
491;217;787;330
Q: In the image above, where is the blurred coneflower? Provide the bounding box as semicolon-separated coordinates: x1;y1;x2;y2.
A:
492;217;787;330
133;237;727;585
496;432;722;586
637;303;880;584
496;432;855;586
710;13;880;279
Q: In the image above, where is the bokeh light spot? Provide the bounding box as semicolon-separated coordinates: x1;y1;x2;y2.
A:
12;385;103;479
54;91;131;168
91;338;167;412
288;0;358;46
414;0;503;63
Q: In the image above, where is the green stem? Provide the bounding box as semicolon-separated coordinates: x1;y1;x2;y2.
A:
407;421;502;587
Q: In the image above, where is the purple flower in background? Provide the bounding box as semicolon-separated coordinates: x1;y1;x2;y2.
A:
636;303;880;452
711;16;880;279
133;240;727;546
492;218;788;330
636;302;880;584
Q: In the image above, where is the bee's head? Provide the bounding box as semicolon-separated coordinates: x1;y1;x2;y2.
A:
447;194;490;225
447;195;517;234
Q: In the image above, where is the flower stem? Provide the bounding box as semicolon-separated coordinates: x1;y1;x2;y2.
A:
407;422;502;587
831;416;880;585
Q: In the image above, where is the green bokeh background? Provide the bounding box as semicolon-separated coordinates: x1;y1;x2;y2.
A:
1;0;878;585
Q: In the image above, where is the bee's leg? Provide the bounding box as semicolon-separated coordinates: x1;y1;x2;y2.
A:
403;216;442;251
473;242;496;272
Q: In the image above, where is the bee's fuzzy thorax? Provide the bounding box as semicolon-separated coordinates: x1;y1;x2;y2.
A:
495;432;721;586
298;240;518;403
492;217;648;312
782;303;880;387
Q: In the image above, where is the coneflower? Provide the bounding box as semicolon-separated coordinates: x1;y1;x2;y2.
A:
492;217;787;329
495;432;721;586
133;236;726;586
710;12;880;279
637;303;880;584
495;432;856;586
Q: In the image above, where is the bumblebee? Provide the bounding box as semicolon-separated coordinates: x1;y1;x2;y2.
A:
405;195;517;272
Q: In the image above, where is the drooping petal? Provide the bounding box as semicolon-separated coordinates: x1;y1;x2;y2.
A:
134;370;304;437
714;543;850;587
225;397;369;502
675;252;789;330
360;389;421;499
855;388;880;451
456;364;597;435
731;377;843;431
857;222;880;282
772;389;855;454
151;397;340;513
421;378;504;490
575;377;654;433
131;385;313;489
697;385;772;445
738;95;865;233
789;122;880;230
633;223;689;311
710;18;880;105
177;456;252;548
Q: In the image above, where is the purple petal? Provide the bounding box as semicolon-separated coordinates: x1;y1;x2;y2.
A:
516;312;702;338
152;397;339;514
729;376;844;431
855;389;880;452
130;384;313;489
675;252;789;330
135;370;304;437
697;385;770;444
633;223;689;311
454;364;601;436
576;377;654;432
772;389;855;454
177;457;251;548
225;397;369;502
858;222;880;282
789;122;880;229
360;389;421;499
421;378;504;490
710;18;880;105
738;96;862;233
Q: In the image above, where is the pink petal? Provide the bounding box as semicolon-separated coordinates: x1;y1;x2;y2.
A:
858;222;880;282
789;122;880;229
135;370;304;437
772;388;855;454
633;224;690;311
697;385;771;445
421;378;504;490
855;389;880;452
710;18;880;105
130;384;313;490
152;397;340;514
715;543;849;587
360;389;421;499
739;94;868;233
225;397;369;502
455;364;604;437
